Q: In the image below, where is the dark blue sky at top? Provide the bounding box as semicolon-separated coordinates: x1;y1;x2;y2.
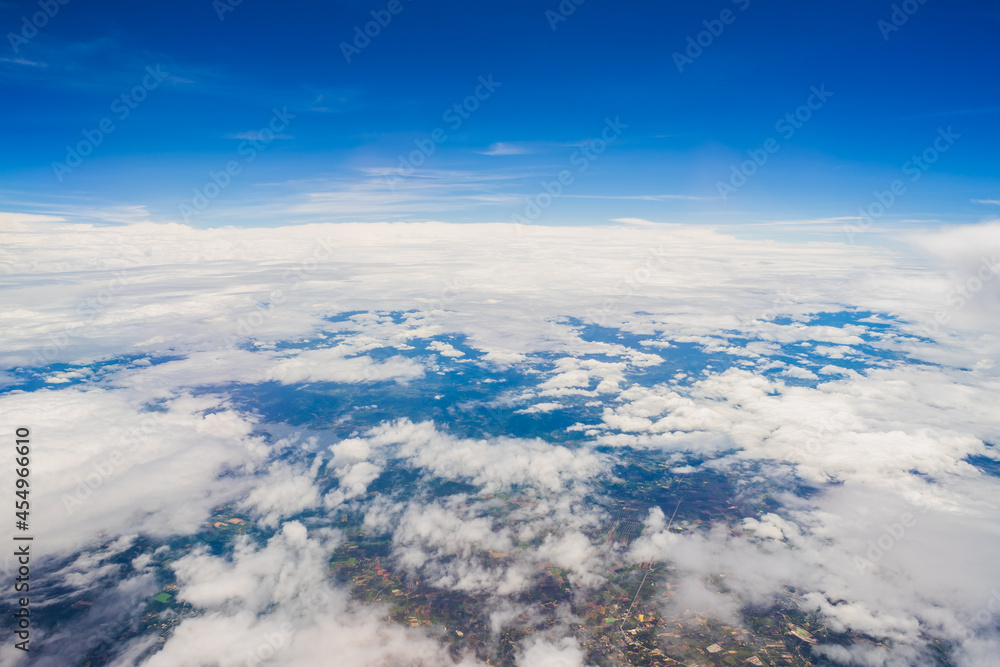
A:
1;0;998;236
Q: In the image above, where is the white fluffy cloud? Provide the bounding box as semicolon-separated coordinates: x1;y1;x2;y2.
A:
336;418;608;494
518;635;587;667
0;386;269;554
129;523;484;667
264;347;424;384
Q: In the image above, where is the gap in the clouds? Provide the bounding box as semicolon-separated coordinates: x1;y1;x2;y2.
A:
737;602;843;664
321;308;425;328
722;309;933;386
563;311;934;393
328;531;503;662
427;478;481;497
28;499;289;663
211;344;606;444
600;450;792;533
20;532;210;665
803;309;942;352
787;310;892;330
565;317;736;387
367;464;422;496
266;310;935;413
325;479;592;665
966;452;1000;478
566;318;672;351
213;379;548;443
589;453;861;666
0;354;184;395
324;310;370;323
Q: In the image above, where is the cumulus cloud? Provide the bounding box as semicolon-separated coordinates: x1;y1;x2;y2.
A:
428;339;465;357
264;347;424;384
387;499;532;595
239;461;322;528
130;523;483;667
518;635;587;667
336;418;609;494
536;531;604;588
0;386;269;554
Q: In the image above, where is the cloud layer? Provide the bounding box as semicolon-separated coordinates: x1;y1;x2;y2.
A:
1;219;998;666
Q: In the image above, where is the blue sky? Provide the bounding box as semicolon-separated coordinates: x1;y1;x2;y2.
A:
1;0;998;235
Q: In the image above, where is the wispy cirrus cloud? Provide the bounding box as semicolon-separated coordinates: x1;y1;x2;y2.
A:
156;167;529;225
0;57;45;67
0;211;67;229
476;140;596;156
741;216;868;229
476;142;536;156
568;193;713;201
